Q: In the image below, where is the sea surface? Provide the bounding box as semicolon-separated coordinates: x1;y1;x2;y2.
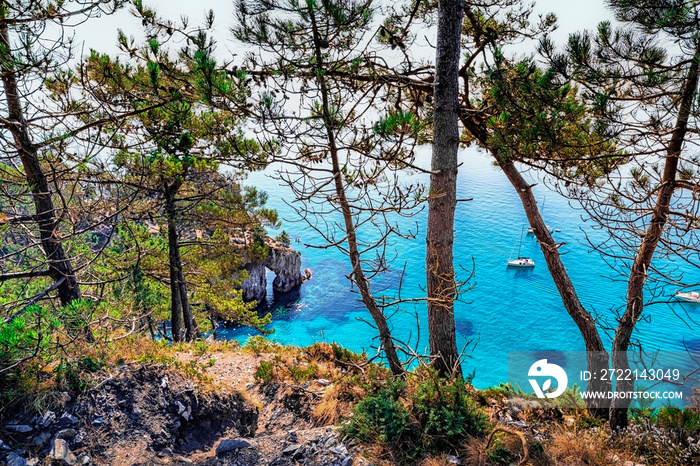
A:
219;147;700;391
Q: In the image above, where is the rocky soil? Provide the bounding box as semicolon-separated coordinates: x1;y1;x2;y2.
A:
0;352;369;466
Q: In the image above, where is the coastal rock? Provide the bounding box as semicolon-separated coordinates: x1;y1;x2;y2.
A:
241;238;307;302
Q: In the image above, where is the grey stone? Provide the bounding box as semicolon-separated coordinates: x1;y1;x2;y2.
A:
49;438;77;465
509;397;541;410
6;424;32;433
38;411;56;427
341;457;353;466
31;431;51;446
56;429;78;440
91;417;105;427
176;401;186;415
283;444;301;455
287;431;298;442
58;413;79;426
0;439;10;450
216;438;253;455
316;379;331;386
330;445;348;456
7;452;27;466
446;455;461;465
79;455;91;465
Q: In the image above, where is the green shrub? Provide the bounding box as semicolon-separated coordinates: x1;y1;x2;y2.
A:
656;405;700;432
56;356;105;393
342;373;488;462
289;364;317;382
341;379;413;447
254;360;275;383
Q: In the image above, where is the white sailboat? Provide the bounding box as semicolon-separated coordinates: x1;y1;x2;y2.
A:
675;290;700;303
508;227;535;268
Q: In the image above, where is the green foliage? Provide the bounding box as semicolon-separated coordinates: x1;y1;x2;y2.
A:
56;356;105;393
656;405;700;432
342;373;488;462
275;230;291;247
254;360;275;383
288;364;317;382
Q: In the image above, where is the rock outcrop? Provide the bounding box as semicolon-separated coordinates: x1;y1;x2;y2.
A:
241;239;307;303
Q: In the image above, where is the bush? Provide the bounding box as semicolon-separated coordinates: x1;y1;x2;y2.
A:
342;372;488;462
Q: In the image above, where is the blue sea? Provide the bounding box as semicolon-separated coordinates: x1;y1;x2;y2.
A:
219;147;700;391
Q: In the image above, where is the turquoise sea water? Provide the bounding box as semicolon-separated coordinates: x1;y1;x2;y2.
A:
219;147;700;390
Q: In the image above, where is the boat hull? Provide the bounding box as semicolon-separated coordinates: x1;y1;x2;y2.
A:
676;292;700;303
507;258;535;268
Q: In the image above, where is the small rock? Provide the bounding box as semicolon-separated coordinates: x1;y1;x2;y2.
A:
7;451;27;466
330;445;348;456
159;447;174;457
6;424;32;433
287;431;298;442
316;379;331;386
58;392;72;403
216;438;253;455
160;376;168;388
91;417;105;427
341;457;353;466
31;431;51;446
50;438;78;465
58;413;79;426
176;401;186;415
56;428;78;441
79;455;91;465
0;439;10;450
132;407;142;415
283;444;301;455
7;452;27;466
511;420;528;428
38;411;56;427
446;454;462;465
292;448;305;460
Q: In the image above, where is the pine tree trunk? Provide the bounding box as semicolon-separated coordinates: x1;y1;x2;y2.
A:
307;5;403;376
0;18;81;307
426;0;464;378
609;38;700;430
165;187;184;342
500;160;611;419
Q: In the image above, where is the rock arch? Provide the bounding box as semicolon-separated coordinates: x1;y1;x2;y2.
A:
240;239;307;303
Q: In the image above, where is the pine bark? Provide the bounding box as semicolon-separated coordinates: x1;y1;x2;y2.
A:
427;0;464;378
0;18;82;307
164;184;197;342
499;160;611;418
609;38;700;430
308;6;403;376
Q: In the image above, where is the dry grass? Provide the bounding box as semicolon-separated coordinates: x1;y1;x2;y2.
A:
461;438;489;466
546;426;618;466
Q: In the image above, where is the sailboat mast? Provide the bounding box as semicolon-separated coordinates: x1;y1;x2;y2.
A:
517;226;524;258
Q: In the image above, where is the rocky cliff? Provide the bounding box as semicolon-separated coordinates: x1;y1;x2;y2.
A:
241;239;309;303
